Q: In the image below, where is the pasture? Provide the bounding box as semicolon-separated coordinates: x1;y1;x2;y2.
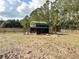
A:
0;32;79;59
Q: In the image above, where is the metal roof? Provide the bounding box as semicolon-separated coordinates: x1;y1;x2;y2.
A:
30;21;49;28
30;21;48;24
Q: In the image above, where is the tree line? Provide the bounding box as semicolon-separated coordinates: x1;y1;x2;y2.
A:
0;20;23;28
20;0;79;32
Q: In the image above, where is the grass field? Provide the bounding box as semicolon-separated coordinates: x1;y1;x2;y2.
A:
0;32;79;59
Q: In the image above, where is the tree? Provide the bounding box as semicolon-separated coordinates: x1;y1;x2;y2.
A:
20;16;30;28
20;0;79;33
0;20;22;28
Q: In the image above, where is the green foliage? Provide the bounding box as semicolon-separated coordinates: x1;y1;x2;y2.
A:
52;0;79;30
20;0;79;31
20;16;30;28
0;20;22;28
29;9;39;21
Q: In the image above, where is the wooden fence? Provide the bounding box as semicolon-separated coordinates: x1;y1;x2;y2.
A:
0;28;79;33
0;28;24;33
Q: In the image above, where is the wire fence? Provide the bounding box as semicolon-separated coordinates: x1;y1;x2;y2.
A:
61;29;79;33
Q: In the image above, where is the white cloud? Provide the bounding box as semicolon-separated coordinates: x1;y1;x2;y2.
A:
17;2;28;13
0;7;5;12
16;0;46;16
0;0;5;12
0;0;55;20
0;0;5;5
29;0;46;11
0;0;22;17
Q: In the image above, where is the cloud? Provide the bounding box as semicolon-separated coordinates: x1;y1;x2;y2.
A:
16;0;46;16
0;0;55;20
0;0;5;12
0;7;5;12
17;2;28;13
29;0;46;9
0;0;22;18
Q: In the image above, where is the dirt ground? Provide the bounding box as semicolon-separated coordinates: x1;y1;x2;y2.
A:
0;32;79;59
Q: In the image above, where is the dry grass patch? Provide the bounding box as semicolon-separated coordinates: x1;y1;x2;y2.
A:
0;32;79;59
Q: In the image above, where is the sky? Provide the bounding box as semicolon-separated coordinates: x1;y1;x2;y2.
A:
0;0;55;20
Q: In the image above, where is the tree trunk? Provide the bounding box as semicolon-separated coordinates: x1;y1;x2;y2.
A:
49;26;53;34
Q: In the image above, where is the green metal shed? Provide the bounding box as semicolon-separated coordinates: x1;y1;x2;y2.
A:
30;21;49;34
